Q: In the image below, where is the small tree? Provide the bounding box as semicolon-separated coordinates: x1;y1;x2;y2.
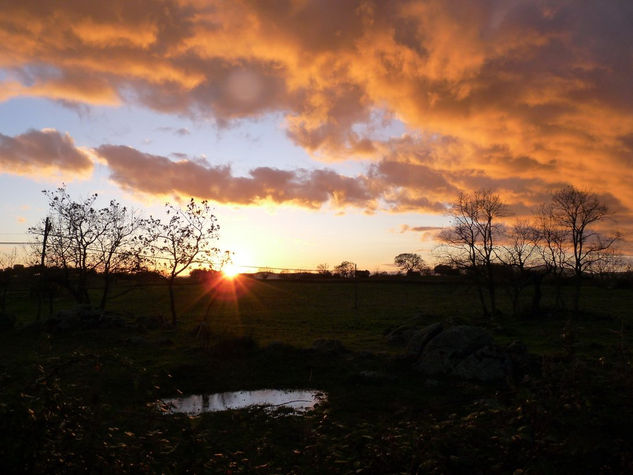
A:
316;263;331;277
536;207;569;309
334;261;356;278
94;200;143;309
439;189;507;318
498;221;541;316
394;253;427;274
0;249;18;314
143;199;220;325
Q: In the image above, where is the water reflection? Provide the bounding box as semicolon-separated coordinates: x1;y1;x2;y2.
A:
160;389;326;415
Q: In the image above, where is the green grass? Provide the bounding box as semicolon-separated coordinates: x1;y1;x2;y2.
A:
2;277;633;472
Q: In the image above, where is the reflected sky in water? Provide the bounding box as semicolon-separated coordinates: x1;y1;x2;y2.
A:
160;389;326;415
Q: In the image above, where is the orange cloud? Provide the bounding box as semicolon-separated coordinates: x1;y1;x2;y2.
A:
96;144;376;209
1;0;632;224
0;129;93;177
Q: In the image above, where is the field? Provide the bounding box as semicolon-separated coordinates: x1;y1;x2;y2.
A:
2;277;633;473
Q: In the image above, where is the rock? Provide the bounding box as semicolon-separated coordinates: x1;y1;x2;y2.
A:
46;306;126;332
405;322;444;356
311;339;347;354
453;345;511;382
384;315;430;345
416;325;494;376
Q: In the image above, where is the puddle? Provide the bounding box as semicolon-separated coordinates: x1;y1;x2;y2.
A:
159;389;326;415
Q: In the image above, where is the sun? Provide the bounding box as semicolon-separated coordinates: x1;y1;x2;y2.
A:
222;263;240;279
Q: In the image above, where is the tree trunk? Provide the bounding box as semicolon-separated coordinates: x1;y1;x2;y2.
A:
573;273;582;313
511;284;520;318
475;280;489;317
488;271;497;318
531;273;543;316
48;292;54;317
99;274;111;310
168;278;177;326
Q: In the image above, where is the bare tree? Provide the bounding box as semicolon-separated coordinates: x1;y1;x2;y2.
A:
535;207;569;309
394;253;427;274
0;248;18;314
30;188;106;305
547;185;618;311
143;199;220;325
440;189;508;318
29;187;141;309
316;263;331;276
94;200;143;309
498;221;541;316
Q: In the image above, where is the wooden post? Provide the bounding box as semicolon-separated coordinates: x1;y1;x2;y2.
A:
40;217;51;268
353;263;358;310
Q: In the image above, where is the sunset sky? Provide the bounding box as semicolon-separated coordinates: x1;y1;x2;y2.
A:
1;0;632;272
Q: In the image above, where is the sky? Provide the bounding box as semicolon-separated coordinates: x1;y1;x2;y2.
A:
1;0;632;272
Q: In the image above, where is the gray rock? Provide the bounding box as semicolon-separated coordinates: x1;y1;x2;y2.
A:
384;315;430;345
405;322;444;356
416;325;494;376
453;345;511;382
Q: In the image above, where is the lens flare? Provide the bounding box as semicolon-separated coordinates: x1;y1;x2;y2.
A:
223;264;240;279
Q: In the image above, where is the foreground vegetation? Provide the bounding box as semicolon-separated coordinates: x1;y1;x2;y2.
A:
2;277;633;473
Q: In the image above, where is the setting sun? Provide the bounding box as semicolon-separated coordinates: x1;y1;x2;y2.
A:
222;264;240;279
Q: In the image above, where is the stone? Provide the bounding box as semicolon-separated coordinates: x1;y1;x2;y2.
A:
416;325;494;376
453;345;511;382
405;322;444;357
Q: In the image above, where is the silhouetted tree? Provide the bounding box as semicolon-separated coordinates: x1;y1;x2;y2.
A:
547;185;618;311
439;189;507;318
498;221;541;316
29;187;141;309
94;200;143;309
334;261;356;278
433;264;460;276
394;253;427;274
0;249;17;314
142;199;220;325
535;207;569;309
316;263;331;277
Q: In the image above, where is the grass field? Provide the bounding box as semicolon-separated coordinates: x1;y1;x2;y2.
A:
2;277;633;472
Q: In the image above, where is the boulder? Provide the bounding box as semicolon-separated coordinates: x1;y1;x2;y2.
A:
405;322;444;357
416;325;494;376
452;345;511;382
46;306;125;332
384;315;431;345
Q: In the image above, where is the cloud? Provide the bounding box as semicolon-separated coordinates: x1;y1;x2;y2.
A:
95;144;376;209
399;225;445;234
1;0;633;220
0;129;93;176
156;126;190;136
